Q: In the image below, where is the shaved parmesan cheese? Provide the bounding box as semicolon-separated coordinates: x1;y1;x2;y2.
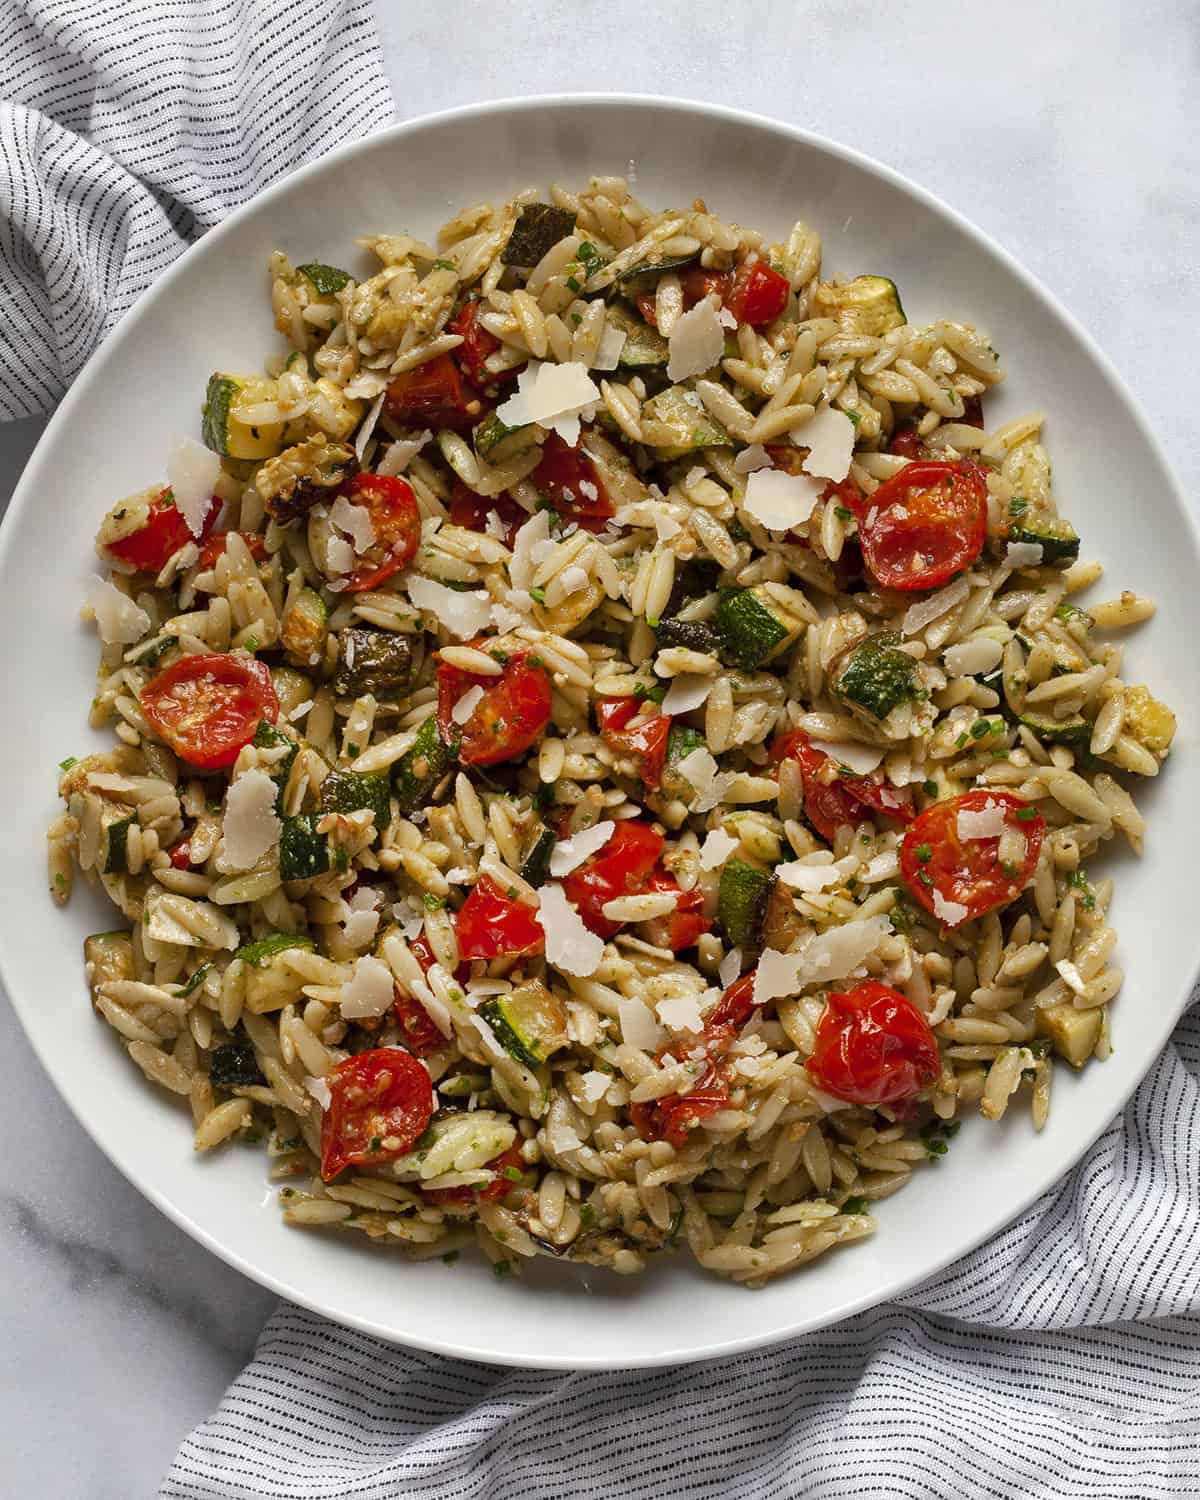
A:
654;511;683;542
776;854;858;892
537;883;605;977
718;306;738;330
932;889;970;927
342;886;381;947
83;574;151;645
743;467;824;531
944;636;1005;678
617;994;664;1051
377;430;432;476
508;509;552;590
902;575;970;637
549;821;615;878
330;494;376;553
657;994;705;1033
675;745;729;813
753;947;806;1006
547;1119;585;1155
699;827;739;871
591;324;627;372
753;915;893;1004
325;535;355;577
496;361;600;447
661;673;716;715
490;601;526;633
354;389;387;462
1055;958;1087;996
392;903;425;940
556;564;590;597
860;850;900;883
166;435;221;538
796;405;856;483
339;954;396;1019
957;800;1009;840
1006;541;1044;568
406;575;492;639
718;946;743;988
451;684;485;726
222;768;281;869
304;1076;332;1112
808;738;886;776
667;297;725;383
579;1070;612;1104
734;443;772;474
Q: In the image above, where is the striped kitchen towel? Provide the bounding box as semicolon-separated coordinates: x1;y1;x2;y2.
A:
0;0;393;421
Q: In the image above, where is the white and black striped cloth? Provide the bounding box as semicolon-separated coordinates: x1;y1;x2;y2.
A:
4;7;1200;1497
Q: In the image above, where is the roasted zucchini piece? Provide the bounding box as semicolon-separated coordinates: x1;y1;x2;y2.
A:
812;275;906;336
393;716;456;813
201;373;285;460
319;769;391;830
474;412;535;463
832;631;924;724
478;980;568;1066
654;617;721;655
501;203;577;267
604;300;670;368
1122;685;1176;754
280;587;328;667
1015;710;1091;746
84;930;135;1002
1036;1001;1102;1068
236;932;317;1014
717;859;772;949
660;724;705;803
253;720;299;811
333;627;414;699
640;385;731;457
99;811;136;875
208;1039;266;1088
518;827;556;888
715;586;797;669
296;262;351;296
1006;519;1080;566
615;252;699;295
278;816;346;882
255;436;358;523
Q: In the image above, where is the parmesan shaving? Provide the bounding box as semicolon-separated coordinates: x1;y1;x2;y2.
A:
932;889;970;927
753;915;893;1004
377;430;432;476
808;738;886;776
549;821;615;878
1006;541;1045;568
537;883;605;977
508;509;552;591
221;768;281;870
450;685;485;726
699;827;739;871
795;404;856;483
661;673;716;715
338;954;396;1019
666;297;725;383
83;574;151;645
330;494;377;554
956;800;1009;840
304;1076;332;1112
591;324;627;372
166;435;221;538
657;995;705;1034
579;1070;612;1104
775;854;858;892
733;443;772;474
406;575;492;639
901;575;970;637
617;995;664;1051
743;467;824;532
718;947;743;988
496;361;600;447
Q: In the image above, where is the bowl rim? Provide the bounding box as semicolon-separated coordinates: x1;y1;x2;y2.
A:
3;91;1198;1368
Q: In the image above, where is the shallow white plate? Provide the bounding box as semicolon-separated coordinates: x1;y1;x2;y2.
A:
2;95;1197;1369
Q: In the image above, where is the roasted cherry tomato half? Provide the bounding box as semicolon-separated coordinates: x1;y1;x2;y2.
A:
806;980;940;1108
561;819;665;938
726;260;791;326
631;1062;730;1148
705;972;759;1036
320;1048;435;1181
423;1143;527;1208
338;473;422;593
140;653;278;770
635;267;733;329
857;459;988;592
639;868;712;952
391;987;447;1057
595;697;671;790
770;731;913;842
447;296;518;390
196;530;269;571
530;432;614;531
455;874;545;961
103;487;220;574
900;790;1045;927
436;646;553;768
447;480;526;547
384;353;487;432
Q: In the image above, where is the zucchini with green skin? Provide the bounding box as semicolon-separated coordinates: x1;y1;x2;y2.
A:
99;812;136;875
660;724;705;803
296;262;351;296
319;769;392;830
1016;710;1091;746
209;1040;266;1087
812;276;906;336
236;932;317;1014
478;981;568;1067
253;720;299;811
640;385;731;457
278;816;347;882
832;632;924;723
1007;519;1080;566
501;204;577;266
654;617;721;655
280;588;328;667
603;301;670;368
393;716;455;813
474;412;535;463
201;373;285;460
84;930;135;1000
615;253;699;295
518;827;556;887
1036;1001;1102;1068
717;859;773;949
333;628;414;699
127;634;176;669
714;587;795;669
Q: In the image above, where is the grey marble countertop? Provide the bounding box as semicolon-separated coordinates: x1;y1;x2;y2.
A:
2;3;1197;1494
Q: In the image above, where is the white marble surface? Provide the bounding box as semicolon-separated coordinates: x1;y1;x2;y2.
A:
1;2;1197;1494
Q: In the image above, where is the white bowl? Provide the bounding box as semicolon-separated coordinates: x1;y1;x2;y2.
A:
2;95;1196;1369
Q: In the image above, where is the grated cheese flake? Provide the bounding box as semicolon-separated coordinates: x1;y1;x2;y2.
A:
753;915;893;1005
617;994;664;1051
733;443;772;474
901;575;970;637
931;889;970;927
496;360;600;447
1006;540;1045;568
743;467;825;531
591;324;627;372
339;954;397;1019
537;883;605;977
808;738;886;776
666;297;725;383
508;508;552;590
330;494;377;554
222;767;281;869
166;435;221;538
661;673;716;715
775;854;858;892
699;827;739;871
718;946;743;988
549;821;615;878
304;1076;332;1112
795;404;856;483
406;574;492;639
377;430;432;476
579;1070;612;1104
83;574;152;645
657;994;705;1033
325;534;355;577
956;799;1009;841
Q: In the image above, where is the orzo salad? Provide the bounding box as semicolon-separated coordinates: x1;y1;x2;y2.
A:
50;175;1175;1285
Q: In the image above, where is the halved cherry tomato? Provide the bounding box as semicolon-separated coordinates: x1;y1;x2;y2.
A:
447;296;518;389
447;480;526;548
392;987;447;1057
857;459;988;592
384;353;486;432
167;839;193;870
635;268;733;329
769;731;867;844
338;473;422;592
595;697;671;790
640;868;712;952
888;425;926;460
103;488;221;573
530;432;614;531
562;820;665;938
726;260;791;326
320;1048;435;1181
436;646;552;767
806;980;939;1107
900;790;1045;927
141;653;278;770
705;972;758;1035
455;874;545;961
423;1142;526;1208
197;530;269;571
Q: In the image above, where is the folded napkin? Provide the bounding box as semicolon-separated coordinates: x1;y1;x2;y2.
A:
5;7;1200;1498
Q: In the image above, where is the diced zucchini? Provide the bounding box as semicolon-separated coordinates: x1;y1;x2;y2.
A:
208;1040;266;1087
280;588;328;666
178;961;212;998
256;436;358;523
832;632;924;723
1036;1001;1102;1068
604;301;670;368
392;716;455;813
715;586;794;669
1007;519;1080;566
640;385;731;456
654;618;721;655
501;203;577;267
518;827;556;888
319;769;391;829
127;634;176;669
616;252;699;295
717;859;772;949
253;720;299;811
278;815;346;881
296;262;351;296
478;980;568;1066
1016;710;1091;746
474;412;535;463
84;930;135;1002
812;275;906;336
100;812;136;875
1122;685;1176;754
660;724;705;803
236;932;317;1014
201;373;285;460
333;627;414;699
